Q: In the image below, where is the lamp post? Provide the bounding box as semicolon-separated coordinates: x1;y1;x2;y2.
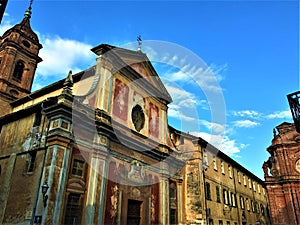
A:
41;182;49;207
287;91;300;133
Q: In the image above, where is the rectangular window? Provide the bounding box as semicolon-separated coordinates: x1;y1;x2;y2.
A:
26;151;37;173
246;198;250;211
216;186;221;203
170;209;177;225
203;152;208;166
169;181;177;225
258;184;261;194
223;189;228;205
240;196;245;209
260;204;265;215
213;158;218;171
205;182;211;200
231;193;236;207
169;183;176;199
221;161;225;174
228;165;232;178
243;175;247;186
237;171;241;183
248;178;252;189
63;193;83;225
256;202;260;213
251;200;255;212
72;159;84;177
33;111;42;127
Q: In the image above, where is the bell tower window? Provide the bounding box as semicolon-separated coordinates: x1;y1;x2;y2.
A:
12;61;25;82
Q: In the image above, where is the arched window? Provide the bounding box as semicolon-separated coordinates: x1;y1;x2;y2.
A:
169;182;176;199
12;61;25;81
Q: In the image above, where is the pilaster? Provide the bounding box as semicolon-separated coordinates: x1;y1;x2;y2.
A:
84;152;108;225
37;145;71;225
95;54;113;112
0;153;17;223
159;162;169;225
177;179;183;225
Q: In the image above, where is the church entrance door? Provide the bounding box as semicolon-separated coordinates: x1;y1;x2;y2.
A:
127;199;142;225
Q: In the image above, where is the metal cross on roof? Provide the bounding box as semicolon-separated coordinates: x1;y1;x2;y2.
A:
137;35;142;51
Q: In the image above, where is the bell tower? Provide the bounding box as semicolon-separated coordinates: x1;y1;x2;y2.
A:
0;3;42;115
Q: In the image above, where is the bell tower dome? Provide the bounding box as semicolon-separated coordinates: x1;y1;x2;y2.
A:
0;4;42;115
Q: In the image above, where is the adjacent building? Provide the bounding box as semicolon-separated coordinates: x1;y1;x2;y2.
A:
0;6;270;225
263;122;300;225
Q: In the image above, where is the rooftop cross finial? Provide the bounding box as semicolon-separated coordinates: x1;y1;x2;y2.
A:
137;35;142;52
24;0;34;18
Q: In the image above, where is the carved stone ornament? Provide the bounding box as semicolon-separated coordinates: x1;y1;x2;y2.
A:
151;194;156;222
22;127;41;151
296;159;300;173
110;185;119;219
128;160;145;183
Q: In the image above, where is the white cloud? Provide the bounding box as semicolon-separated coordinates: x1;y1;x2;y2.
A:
231;110;261;119
231;109;292;122
199;120;226;134
37;36;95;78
266;110;292;119
165;84;212;126
0;20;13;36
168;108;196;122
30;35;96;91
233;120;260;128
122;42;226;94
165;84;208;109
190;131;243;157
0;15;96;90
162;63;227;93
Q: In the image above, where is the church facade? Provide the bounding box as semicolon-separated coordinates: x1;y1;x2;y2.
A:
0;7;270;225
263;122;300;225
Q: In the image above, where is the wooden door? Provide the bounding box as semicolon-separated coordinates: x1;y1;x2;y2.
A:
127;199;142;225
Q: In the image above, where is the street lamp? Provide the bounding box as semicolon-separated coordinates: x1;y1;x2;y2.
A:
287;91;300;133
41;182;49;207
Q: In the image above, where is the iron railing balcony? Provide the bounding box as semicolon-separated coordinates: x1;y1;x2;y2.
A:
287;90;300;133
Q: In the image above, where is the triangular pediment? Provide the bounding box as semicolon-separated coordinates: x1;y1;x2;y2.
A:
92;44;172;103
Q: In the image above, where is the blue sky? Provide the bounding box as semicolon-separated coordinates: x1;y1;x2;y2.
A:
1;0;299;179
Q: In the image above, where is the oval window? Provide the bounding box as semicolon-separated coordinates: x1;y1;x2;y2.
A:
131;105;145;132
9;89;19;96
22;40;31;48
